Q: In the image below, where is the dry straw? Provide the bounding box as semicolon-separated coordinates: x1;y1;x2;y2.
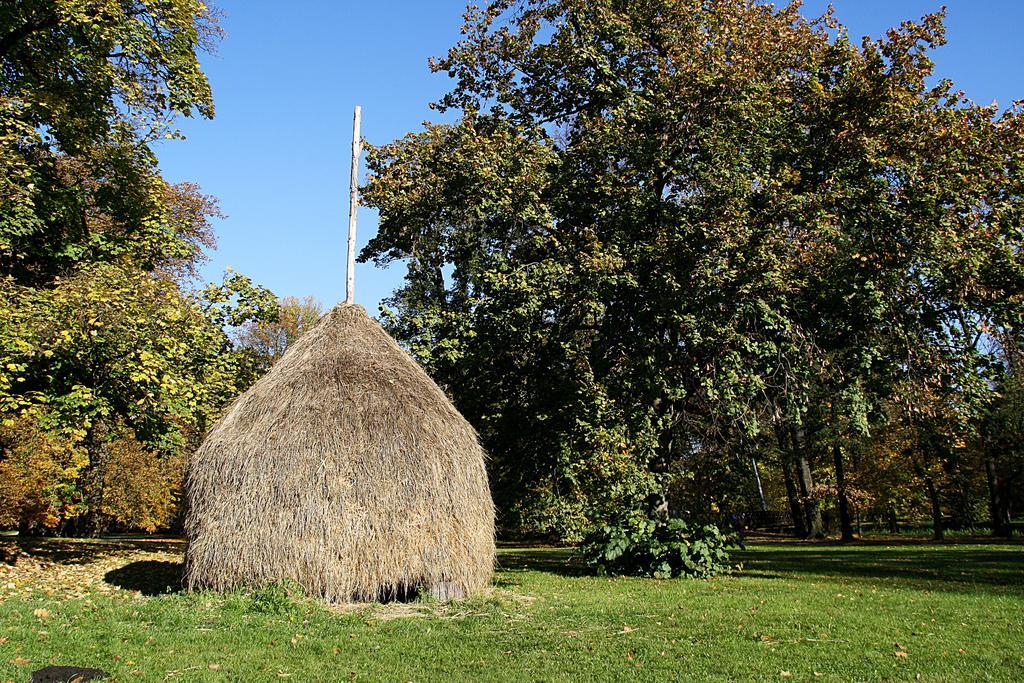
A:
182;304;495;602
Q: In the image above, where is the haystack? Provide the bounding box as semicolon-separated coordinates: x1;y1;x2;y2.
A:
182;304;495;602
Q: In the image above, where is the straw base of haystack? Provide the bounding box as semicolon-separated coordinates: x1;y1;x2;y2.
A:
183;304;495;603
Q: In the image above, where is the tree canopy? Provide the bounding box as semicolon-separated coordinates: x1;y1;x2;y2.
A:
0;0;277;534
361;0;1024;540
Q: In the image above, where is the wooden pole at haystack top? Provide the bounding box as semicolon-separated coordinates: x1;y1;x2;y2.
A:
346;105;362;305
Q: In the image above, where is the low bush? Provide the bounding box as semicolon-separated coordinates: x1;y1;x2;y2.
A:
241;581;309;616
580;518;741;579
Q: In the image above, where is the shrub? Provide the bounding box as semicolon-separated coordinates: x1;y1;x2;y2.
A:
92;430;182;533
0;414;184;534
239;581;315;618
0;413;88;531
579;518;741;579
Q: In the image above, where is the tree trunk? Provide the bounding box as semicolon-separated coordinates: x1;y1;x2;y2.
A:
984;452;1012;537
751;457;767;512
17;517;48;538
925;475;944;541
833;442;854;542
77;422;111;537
944;456;975;531
791;427;823;538
777;425;806;538
887;505;898;534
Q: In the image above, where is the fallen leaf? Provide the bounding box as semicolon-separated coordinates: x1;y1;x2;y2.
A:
10;656;30;666
32;608;49;619
780;672;792;678
894;651;909;659
619;625;637;634
208;664;221;670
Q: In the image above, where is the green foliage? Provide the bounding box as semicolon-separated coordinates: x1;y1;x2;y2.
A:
580;518;740;579
1;0;217;141
1;264;273;444
1;0;221;285
240;582;312;618
362;0;1024;539
0;263;276;532
0;1;277;534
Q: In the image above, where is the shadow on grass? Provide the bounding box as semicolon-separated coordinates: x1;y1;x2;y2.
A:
2;537;183;566
493;543;1023;597
496;547;585;578
737;545;1024;596
104;560;183;595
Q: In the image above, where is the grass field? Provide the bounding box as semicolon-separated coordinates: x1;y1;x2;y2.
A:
0;538;1021;681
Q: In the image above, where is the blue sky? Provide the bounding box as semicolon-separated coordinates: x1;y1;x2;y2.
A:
156;1;1024;312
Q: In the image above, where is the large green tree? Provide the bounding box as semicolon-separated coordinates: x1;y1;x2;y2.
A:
1;0;220;284
362;0;1024;540
0;0;277;534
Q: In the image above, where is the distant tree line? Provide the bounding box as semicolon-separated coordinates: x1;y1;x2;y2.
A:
360;0;1024;541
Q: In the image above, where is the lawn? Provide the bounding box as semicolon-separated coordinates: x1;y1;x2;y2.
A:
0;538;1021;681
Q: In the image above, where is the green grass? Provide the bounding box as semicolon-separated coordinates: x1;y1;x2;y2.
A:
1;539;1022;681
